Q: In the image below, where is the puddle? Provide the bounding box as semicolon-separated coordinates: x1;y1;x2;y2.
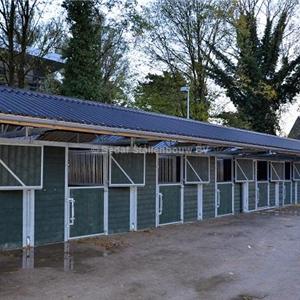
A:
195;273;235;293
0;242;113;274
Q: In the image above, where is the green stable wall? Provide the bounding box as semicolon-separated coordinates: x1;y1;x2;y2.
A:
159;185;181;224
269;183;276;207
279;182;284;206
292;182;296;204
296;182;300;203
257;182;268;207
203;157;216;219
69;188;104;237
184;185;198;222
35;147;65;246
234;183;242;214
111;153;145;185
0;191;23;249
137;154;156;229
0;145;42;187
248;182;256;211
108;188;130;233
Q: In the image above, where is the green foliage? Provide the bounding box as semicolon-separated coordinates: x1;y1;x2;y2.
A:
134;72;187;117
135;70;211;120
136;0;228;121
214;111;251;130
0;0;64;88
207;1;300;135
61;0;102;101
62;0;131;103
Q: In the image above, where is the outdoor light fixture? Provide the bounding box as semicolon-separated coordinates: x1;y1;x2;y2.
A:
180;86;190;119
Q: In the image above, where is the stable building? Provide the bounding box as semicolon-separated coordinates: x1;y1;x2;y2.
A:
0;86;300;250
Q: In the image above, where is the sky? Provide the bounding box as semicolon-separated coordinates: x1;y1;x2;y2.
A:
43;0;300;137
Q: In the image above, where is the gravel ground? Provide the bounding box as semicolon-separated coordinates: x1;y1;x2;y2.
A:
1;206;300;300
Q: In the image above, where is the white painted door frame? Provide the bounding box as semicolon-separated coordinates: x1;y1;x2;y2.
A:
242;182;249;212
156;154;184;226
23;189;35;247
64;148;109;241
130;186;137;231
215;158;234;217
197;184;203;220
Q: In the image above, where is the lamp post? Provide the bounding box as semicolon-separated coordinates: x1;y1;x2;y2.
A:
180;86;190;119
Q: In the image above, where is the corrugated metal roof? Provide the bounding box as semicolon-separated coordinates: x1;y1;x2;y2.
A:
0;86;300;153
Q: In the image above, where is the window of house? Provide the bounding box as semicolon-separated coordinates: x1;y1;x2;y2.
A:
257;161;268;181
217;159;232;182
158;156;181;184
285;162;291;180
68;150;104;186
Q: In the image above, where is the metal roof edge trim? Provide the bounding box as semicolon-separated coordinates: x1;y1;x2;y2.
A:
0;113;300;155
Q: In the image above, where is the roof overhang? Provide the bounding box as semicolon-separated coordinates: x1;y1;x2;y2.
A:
1;112;300;156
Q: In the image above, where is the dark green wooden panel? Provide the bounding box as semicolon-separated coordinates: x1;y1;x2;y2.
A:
70;188;104;237
248;182;256;210
159;185;181;224
236;159;254;181
217;183;233;215
203;157;216;219
111;162;131;184
110;153;144;185
137;154;156;229
108;188;130;233
279;182;284;206
0;145;41;187
284;182;292;205
292;182;296;204
0;191;23;249
0;164;21;186
297;183;300;204
184;185;198;221
35;147;65;246
257;182;268;207
269;182;276;206
234;183;242;214
293;163;300;180
270;162;284;181
185;156;209;183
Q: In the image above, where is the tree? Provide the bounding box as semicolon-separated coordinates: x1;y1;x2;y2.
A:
137;0;227;121
62;0;131;103
0;0;63;88
62;0;103;100
134;71;188;117
207;0;300;134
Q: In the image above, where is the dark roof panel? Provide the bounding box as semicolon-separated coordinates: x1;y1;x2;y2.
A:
0;86;300;152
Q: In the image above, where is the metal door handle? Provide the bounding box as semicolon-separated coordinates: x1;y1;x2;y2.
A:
217;189;220;208
158;193;163;215
257;188;260;203
69;198;75;225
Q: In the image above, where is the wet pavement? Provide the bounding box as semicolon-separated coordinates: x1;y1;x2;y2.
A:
1;244;105;273
1;206;300;299
0;237;124;274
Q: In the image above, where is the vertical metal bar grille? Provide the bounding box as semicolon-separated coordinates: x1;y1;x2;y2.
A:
68;150;104;186
159;156;179;184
